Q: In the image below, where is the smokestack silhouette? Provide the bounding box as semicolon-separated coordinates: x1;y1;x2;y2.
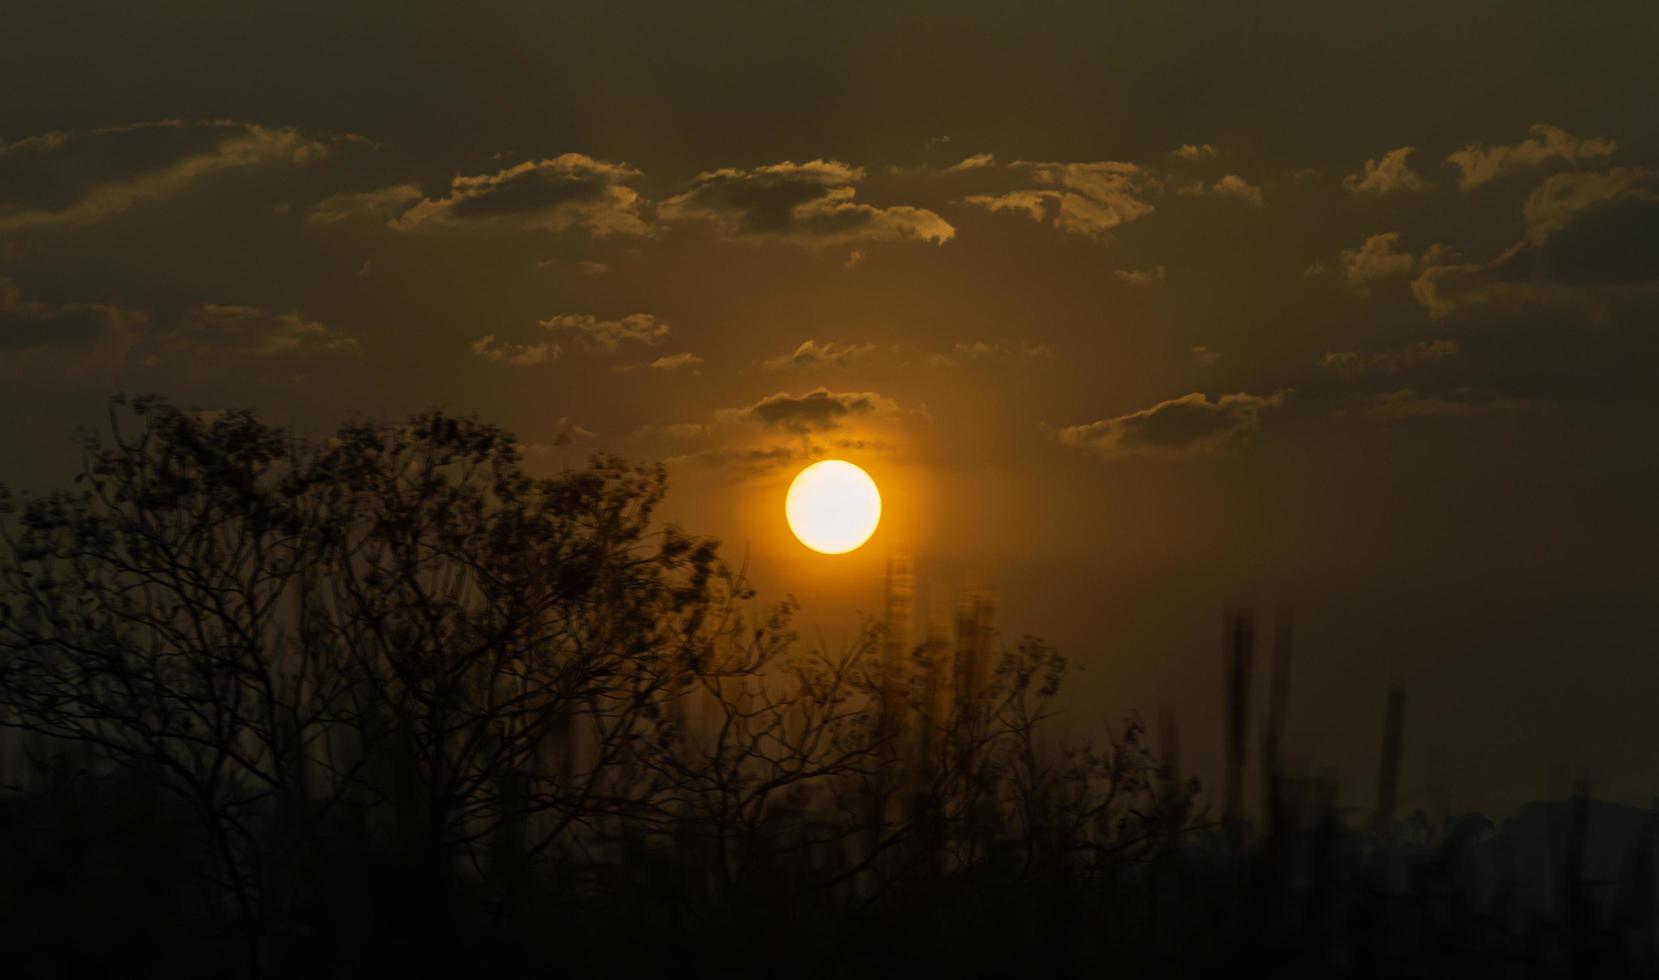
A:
1223;610;1255;852
1158;708;1185;816
1264;606;1293;838
1371;681;1407;838
953;582;995;710
916;592;953;781
881;550;915;744
948;577;995;770
974;589;995;697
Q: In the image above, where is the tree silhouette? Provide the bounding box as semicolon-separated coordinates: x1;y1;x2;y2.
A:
0;395;1436;978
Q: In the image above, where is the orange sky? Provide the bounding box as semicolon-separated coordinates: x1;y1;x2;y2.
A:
3;0;1658;814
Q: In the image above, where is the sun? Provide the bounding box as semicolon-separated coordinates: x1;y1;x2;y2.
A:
785;460;882;554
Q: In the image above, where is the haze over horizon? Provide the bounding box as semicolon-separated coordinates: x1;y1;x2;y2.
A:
3;0;1657;817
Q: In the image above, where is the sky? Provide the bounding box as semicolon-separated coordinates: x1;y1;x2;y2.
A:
2;0;1657;815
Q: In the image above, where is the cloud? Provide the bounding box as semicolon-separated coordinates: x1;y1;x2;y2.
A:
926;339;1055;367
307;184;423;224
470;334;559;367
945;152;997;172
1172;144;1217;161
1343;147;1427;194
0;278;144;373
950;340;1054;360
659;159;954;246
1364;388;1537;421
649;352;703;373
666;443;812;476
1409;244;1549;318
391;154;651;236
1320;339;1458;377
963;161;1154;238
1172;174;1264;204
1447;124;1617;190
1190;345;1222;365
1521;167;1659;245
143;304;358;362
668;432;896;477
1115;265;1166;286
633;421;709;441
0;119;349;233
1206;174;1265;206
1412;168;1659;316
1341;232;1415;284
718;387;901;433
764;339;881;370
538;313;668;352
535;257;611;276
475;312;665;366
1057;390;1287;460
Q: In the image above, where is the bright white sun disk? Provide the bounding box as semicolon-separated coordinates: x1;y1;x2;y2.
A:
785;460;881;554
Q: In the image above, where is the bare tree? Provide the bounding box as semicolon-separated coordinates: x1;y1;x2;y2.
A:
0;397;346;950
0;396;1198;975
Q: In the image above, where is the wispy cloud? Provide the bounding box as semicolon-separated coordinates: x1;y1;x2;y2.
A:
1412;167;1659;316
940;340;1055;364
0;278;144;373
963;161;1154;239
659;159;954;246
1115;265;1167;286
1344;147;1427;195
143;304;358;363
1205;174;1264;206
1447;124;1616;190
391;154;651;236
1341;232;1415;284
539;313;669;352
1057;390;1288;460
1521;167;1659;245
718;387;901;433
633;421;709;441
0;119;353;233
945;152;997;172
764;339;882;370
307;184;423;224
1321;340;1457;377
1364;388;1538;421
470;334;559;367
648;352;704;373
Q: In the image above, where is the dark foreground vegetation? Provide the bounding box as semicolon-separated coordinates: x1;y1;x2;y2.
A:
1;397;1655;978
